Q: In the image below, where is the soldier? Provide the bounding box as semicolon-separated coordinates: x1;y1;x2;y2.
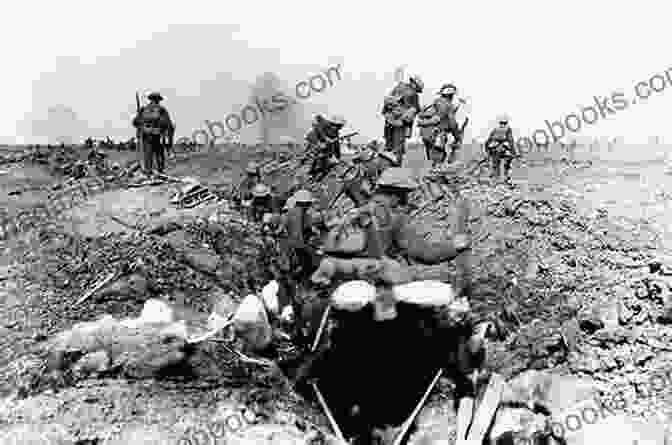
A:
485;115;517;183
249;183;274;223
435;84;465;164
132;92;174;177
306;114;347;181
277;189;323;346
383;75;422;164
342;150;399;207
233;161;262;209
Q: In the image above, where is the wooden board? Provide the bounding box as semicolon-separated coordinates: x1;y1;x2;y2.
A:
456;397;474;440
466;373;505;443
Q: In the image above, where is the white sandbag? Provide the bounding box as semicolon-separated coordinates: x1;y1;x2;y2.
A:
392;281;456;307
233;294;272;352
331;280;377;312
137;298;175;324
261;280;280;315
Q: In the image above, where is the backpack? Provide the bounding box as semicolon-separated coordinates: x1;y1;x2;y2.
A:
322;201;392;256
140;104;164;135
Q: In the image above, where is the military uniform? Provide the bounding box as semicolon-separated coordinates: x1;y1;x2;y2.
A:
485;117;517;181
233;162;261;211
342;151;398;207
305;115;345;180
132;92;174;175
277;190;323;346
383;77;422;164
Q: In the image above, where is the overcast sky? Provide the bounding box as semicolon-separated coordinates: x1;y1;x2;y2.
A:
3;0;671;145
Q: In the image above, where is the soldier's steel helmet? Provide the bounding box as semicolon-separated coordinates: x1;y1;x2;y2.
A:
245;162;260;174
292;189;315;204
378;151;399;165
327;115;347;126
439;84;457;95
409;75;424;91
376;167;420;190
498;114;510;123
252;183;271;198
147;92;164;101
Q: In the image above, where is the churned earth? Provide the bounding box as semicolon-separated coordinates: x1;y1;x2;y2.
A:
1;141;671;444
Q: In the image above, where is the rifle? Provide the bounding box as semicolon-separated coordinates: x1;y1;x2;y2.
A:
339;132;359;141
135;92;143;156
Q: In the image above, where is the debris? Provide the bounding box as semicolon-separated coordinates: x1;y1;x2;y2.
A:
75;270;118;305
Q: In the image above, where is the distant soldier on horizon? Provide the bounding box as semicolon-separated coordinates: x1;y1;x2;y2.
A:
132;92;174;177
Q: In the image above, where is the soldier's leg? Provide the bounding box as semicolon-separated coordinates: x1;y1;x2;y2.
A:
491;152;500;177
422;138;433;162
142;136;153;175
384;124;392;150
155;139;166;173
504;156;513;181
391;127;406;165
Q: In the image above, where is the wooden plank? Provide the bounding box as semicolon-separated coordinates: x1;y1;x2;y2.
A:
456;397;474;440
392;369;443;445
465;373;505;443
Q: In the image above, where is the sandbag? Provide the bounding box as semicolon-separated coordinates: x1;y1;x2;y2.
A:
233;294;272;352
392;281;456;307
138;298;175;324
331;280;376;312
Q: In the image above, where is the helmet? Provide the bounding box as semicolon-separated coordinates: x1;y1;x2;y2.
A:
409;75;424;92
327;115;346;126
439;84;457;95
377;151;399;165
292;189;315;204
497;114;510;124
245;162;260;174
376;167;420;190
147;92;163;101
252;183;271;198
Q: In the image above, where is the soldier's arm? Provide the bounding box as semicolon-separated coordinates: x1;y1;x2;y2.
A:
132;111;142;128
396;217;471;264
383;112;404;127
507;128;516;151
411;94;421;113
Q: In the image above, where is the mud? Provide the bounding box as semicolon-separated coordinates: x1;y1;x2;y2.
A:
2;142;672;444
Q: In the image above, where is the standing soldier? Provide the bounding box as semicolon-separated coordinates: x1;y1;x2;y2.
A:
383;75;423;164
132;92;174;177
485;115;517;183
277;189;323;346
305;115;347;181
436;84;465;164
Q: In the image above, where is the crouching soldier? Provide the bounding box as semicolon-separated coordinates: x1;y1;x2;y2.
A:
249;183;275;223
233;161;262;210
306;115;347;181
342;150;399;207
485;115;517;182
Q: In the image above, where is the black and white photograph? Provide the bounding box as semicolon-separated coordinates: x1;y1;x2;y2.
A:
1;1;672;444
